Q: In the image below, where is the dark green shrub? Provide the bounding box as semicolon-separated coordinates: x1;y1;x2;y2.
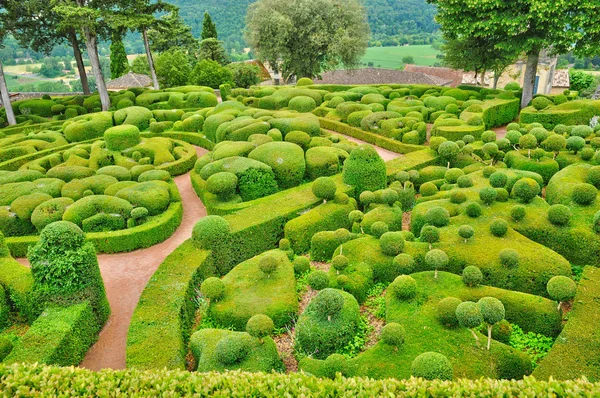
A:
499;248;519;268
425;249;449;278
393;253;414;275
238;168;279;201
420;225;439;247
436;297;462;328
571;125;593;138
456;175;473;188
411;352;453;381
389;275;417;300
289;96;316;113
512;178;540;203
425;206;450;227
489;172;508;188
547;204;571;226
458;225;474;243
478;297;506;349
201;277;225;301
248;142;305;189
420;182;438;197
312;177;337;203
308;270;329;291
462;266;483;286
348;210;364;224
207;172;238;201
380;322;405;349
546;276;576;304
215;334;251;365
379;231;405;256
492;319;512;344
465;201;482;218
192;216;230;250
456;301;483;344
370;221;389;238
490;219;508;237
479;187;497;205
566;136;585;154
510;205;526;221
572;183;597;205
313;288;344;321
246;314;274;342
342;144;387;196
138;170;171;182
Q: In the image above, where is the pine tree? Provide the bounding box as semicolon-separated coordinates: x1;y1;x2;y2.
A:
201;12;218;40
110;32;129;79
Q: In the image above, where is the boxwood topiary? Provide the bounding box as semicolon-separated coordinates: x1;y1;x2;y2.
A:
312;177;337;203
192;216;230;250
490;218;508;237
393;253;414;275
458;225;474;243
411;352;453;381
201;277;225;301
380;322;405;349
546;275;577;305
436;297;462;328
215;334;252;365
572;183;597;205
342;144;387;196
331;255;349;272
246;314;274;342
511;178;540;203
465;201;482;218
499;248;519;268
420;182;438;197
479;187;497;205
370;221;389;238
293;256;311;275
456;175;473;188
389;275;417;300
308;270;329;291
547;204;571;226
379;231;405;256
207;172;238;201
425;206;450;227
248;142;306;189
104;125;141;151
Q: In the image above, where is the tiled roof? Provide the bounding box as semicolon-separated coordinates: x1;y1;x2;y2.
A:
313;68;452;86
106;72;152;90
404;65;464;87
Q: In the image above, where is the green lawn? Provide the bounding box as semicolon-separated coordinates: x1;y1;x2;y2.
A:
359;45;441;69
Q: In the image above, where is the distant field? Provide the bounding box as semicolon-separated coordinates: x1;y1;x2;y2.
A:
359;45;441;69
4;64;42;74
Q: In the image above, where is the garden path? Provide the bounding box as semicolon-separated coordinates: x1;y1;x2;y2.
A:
323;129;401;162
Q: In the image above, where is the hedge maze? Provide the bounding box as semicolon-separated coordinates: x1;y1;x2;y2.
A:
1;81;600;389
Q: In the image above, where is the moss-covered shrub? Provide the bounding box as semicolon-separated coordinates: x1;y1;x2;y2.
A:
104;125;141;151
462;266;483;287
411;352;453;381
546;276;576;304
192;216;230;250
389;275;417;300
342;144;387;196
436;297;462;328
547;204;571;226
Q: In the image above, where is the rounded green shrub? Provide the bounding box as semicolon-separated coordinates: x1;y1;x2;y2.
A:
425;249;448;271
489;172;508;188
62;195;133;227
512;178;540;203
425;206;450;228
97;166;132;181
490;218;508;237
478;297;505;325
31;197;74;232
455;301;483;329
547;204;571;226
566;136;585;154
499;248;519;268
313;288;344;321
445;168;464;184
114;181;170;216
381;189;399;206
285;130;312;148
138;170;171;182
104;125;141;151
192;216;230;249
547;276;577;303
207;172;238;201
312;177;337;202
379;231;405;256
10;193;53;220
38;220;85;250
420;225;439;246
510;205;526;221
331;255;349;272
450;191;467;204
411;352;453;381
370;221;389;238
215;334;251;365
456;175;473;188
308;270;329;290
380;322;405;348
293;256;311;275
572;183;597;205
200;277;225;301
297;77;313;86
462;265;483;287
479;187;497;205
342;144;387;195
571;125;593;138
390;275;417;300
393;253;414;275
465;202;482;218
437;297;462;327
289;96;317;113
458;225;474;242
420;182;438;197
246;314;274;341
259;255;278;277
593;210;600;233
248;142;306;189
348;210;364;224
130;207;148;220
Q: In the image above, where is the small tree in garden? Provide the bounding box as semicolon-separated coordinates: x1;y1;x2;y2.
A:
458;225;474;243
479;187;497;205
425;249;449;279
438;141;460;168
420;225;440;250
478;297;505;350
313;288;344;322
259;255;278;278
462;266;483;287
308;270;329;290
342;144;387;196
246;314;274;343
380;322;405;351
312;177;337;203
547;276;577;311
331;254;349;274
543;134;567;159
390;275;418;300
436;297;462;327
200;277;225;301
512;178;541;203
455;301;483;346
519;134;537;158
566;136;586;154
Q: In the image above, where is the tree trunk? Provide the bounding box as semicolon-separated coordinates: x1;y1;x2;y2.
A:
487;324;492;350
143;28;159;90
69;29;90;95
0;61;16;125
481;69;487;86
470;329;480;346
83;28;110;111
493;73;501;89
521;49;540;109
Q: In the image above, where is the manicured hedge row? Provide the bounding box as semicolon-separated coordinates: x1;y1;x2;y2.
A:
0;121;63;137
0;363;598;396
0;256;36;322
6;202;183;257
482;98;520;128
385;149;440;179
143;131;215;150
4;302;97;366
533;266;600;381
318;118;424;154
519;100;600;129
126;240;214;370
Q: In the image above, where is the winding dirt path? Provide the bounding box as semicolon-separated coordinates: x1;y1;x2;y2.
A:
17;147;208;371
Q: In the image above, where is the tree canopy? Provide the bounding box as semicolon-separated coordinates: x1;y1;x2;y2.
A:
245;0;370;80
201;12;218;40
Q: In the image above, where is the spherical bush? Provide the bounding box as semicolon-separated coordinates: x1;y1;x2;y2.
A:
490;218;508;237
456;175;473;188
200;277;225;300
548;204;571;226
425;206;450;228
425;249;449;271
312;177;337;201
499;248;519;268
297;77;314;86
370;221;389;238
450;191;467;204
478;297;505;325
390;275;417;300
215;334;251;365
308;270;329;290
293;256;311;275
411;352;453;381
259;255;278;277
207;172;238;200
547;276;577;303
566;136;585;153
380;322;406;347
465;202;482;218
289;96;317;113
481;130;496;143
246;314;274;340
462;265;483;287
455;301;483;329
571;125;593;138
332;255;349;271
396;171;410;184
393;253;414;275
192;216;230;249
379;231;405;256
479;187;497;205
279;238;291;251
39;221;85;250
489;172;508;188
581;147;595;161
313;288;344;320
348;210;364;224
420;182;438;197
462;134;475;144
495;188;509;202
492;319;512;344
458;225;474;242
420;225;439;245
482;166;497;178
359;191;375;206
104;125;141;151
510;205;526;221
512;178;540;203
437;297;462;327
572;183;597;206
381;189;399;206
445;168;464;184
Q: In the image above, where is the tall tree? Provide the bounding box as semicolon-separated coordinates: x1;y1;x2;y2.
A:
53;0;113;111
201;12;218;40
147;8;199;58
199;38;228;65
245;0;370;81
0;25;16;125
110;30;129;79
1;0;91;94
428;0;600;108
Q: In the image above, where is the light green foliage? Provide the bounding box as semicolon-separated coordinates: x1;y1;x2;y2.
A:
436;297;462;328
342;144;387;196
156;49;192;88
246;314;275;341
546;276;577;304
411;352;453;381
380;322;405;348
312;177;337;202
455;301;483;330
462;266;483;287
192;216;230;250
389;275;417;300
248;142;306;189
201;277;225;301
